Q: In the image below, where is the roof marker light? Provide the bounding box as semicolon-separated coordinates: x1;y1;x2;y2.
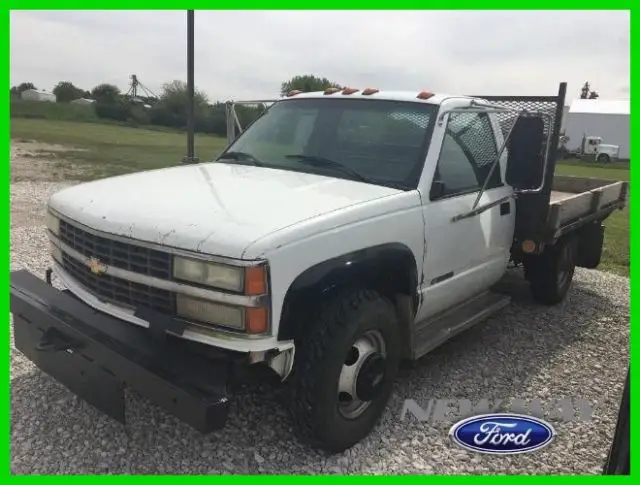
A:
342;87;359;95
362;88;379;95
286;90;302;97
417;91;435;100
324;87;341;95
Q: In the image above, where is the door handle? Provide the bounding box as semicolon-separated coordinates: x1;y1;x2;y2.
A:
500;201;511;215
452;195;513;222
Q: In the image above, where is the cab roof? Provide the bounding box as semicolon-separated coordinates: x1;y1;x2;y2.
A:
281;89;476;105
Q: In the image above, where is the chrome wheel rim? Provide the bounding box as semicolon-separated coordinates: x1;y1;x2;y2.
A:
337;329;387;420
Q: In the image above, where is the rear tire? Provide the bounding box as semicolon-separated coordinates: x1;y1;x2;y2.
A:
524;237;576;305
287;289;400;452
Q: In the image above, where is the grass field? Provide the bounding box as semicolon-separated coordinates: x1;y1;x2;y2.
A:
11;118;630;276
11;118;229;180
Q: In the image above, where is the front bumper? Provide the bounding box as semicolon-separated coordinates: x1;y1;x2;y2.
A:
10;269;242;433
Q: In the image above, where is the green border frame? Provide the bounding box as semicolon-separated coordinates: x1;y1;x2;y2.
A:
4;4;634;478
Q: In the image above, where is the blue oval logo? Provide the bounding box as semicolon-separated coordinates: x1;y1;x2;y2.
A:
449;413;556;455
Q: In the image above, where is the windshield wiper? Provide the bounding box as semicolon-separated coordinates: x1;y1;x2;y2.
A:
218;151;266;167
285;154;371;183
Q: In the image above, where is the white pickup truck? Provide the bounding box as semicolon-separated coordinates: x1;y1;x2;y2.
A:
11;82;628;452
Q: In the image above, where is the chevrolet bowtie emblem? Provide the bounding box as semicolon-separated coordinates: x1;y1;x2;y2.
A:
87;256;107;275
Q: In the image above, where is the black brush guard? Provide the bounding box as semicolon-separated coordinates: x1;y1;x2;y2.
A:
10;269;236;433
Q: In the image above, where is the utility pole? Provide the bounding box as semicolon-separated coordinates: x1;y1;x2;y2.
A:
182;9;198;164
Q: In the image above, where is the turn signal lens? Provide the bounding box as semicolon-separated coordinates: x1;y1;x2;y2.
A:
246;307;269;334
244;266;267;296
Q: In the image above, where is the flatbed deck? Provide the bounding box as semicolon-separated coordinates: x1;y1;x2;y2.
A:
549;191;575;204
546;175;628;239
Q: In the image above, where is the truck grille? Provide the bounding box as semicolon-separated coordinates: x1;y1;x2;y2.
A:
59;220;172;278
58;219;175;314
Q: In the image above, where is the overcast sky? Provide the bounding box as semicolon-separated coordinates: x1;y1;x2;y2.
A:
10;10;629;103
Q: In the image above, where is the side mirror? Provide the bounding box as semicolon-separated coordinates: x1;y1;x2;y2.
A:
430;180;446;200
506;115;546;191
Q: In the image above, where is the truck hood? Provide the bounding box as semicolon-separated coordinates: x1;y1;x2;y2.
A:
48;162;400;259
598;144;619;153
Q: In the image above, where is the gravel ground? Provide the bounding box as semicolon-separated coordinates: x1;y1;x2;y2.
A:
10;142;629;474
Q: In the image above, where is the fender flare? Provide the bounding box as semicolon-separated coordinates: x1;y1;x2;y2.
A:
278;243;419;341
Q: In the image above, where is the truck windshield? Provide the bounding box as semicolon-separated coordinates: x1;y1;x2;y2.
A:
217;98;438;190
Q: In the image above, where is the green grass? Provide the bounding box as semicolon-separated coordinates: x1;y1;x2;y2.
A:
10;117;630;276
11;118;228;179
555;158;630;182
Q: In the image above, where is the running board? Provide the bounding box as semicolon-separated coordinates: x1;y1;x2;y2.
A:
412;291;511;360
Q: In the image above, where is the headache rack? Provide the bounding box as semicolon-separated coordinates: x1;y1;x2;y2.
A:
471;82;568;252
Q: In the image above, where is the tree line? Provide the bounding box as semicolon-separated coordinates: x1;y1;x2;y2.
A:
10;74;341;137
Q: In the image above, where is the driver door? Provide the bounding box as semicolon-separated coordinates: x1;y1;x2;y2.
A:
416;108;514;321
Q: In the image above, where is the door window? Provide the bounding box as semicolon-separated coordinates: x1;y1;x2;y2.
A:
431;112;503;199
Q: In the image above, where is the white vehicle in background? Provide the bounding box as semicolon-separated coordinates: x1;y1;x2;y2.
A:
11;82;628;452
559;133;620;163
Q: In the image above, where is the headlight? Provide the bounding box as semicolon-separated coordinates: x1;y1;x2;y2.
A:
173;257;268;295
46;211;60;236
176;295;245;330
173;257;244;291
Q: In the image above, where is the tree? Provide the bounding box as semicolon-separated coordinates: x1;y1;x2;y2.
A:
95;101;132;122
580;81;599;100
91;83;121;104
10;82;36;97
280;74;341;96
149;80;209;129
580;81;590;99
53;81;85;102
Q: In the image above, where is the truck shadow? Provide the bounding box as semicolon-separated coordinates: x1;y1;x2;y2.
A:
10;269;629;474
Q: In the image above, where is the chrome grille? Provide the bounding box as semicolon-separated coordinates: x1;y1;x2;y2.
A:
59;219;172;278
58;219;174;314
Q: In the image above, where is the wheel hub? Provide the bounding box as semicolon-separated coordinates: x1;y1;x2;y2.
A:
337;330;387;419
355;353;386;401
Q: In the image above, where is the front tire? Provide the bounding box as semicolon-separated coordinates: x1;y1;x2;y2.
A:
524;237;576;305
597;153;611;163
288;289;400;452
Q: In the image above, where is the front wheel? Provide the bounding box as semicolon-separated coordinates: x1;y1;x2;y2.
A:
287;289;400;452
524;237;576;305
597;153;611;163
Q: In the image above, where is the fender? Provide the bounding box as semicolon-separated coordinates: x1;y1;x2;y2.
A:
278;243;420;342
